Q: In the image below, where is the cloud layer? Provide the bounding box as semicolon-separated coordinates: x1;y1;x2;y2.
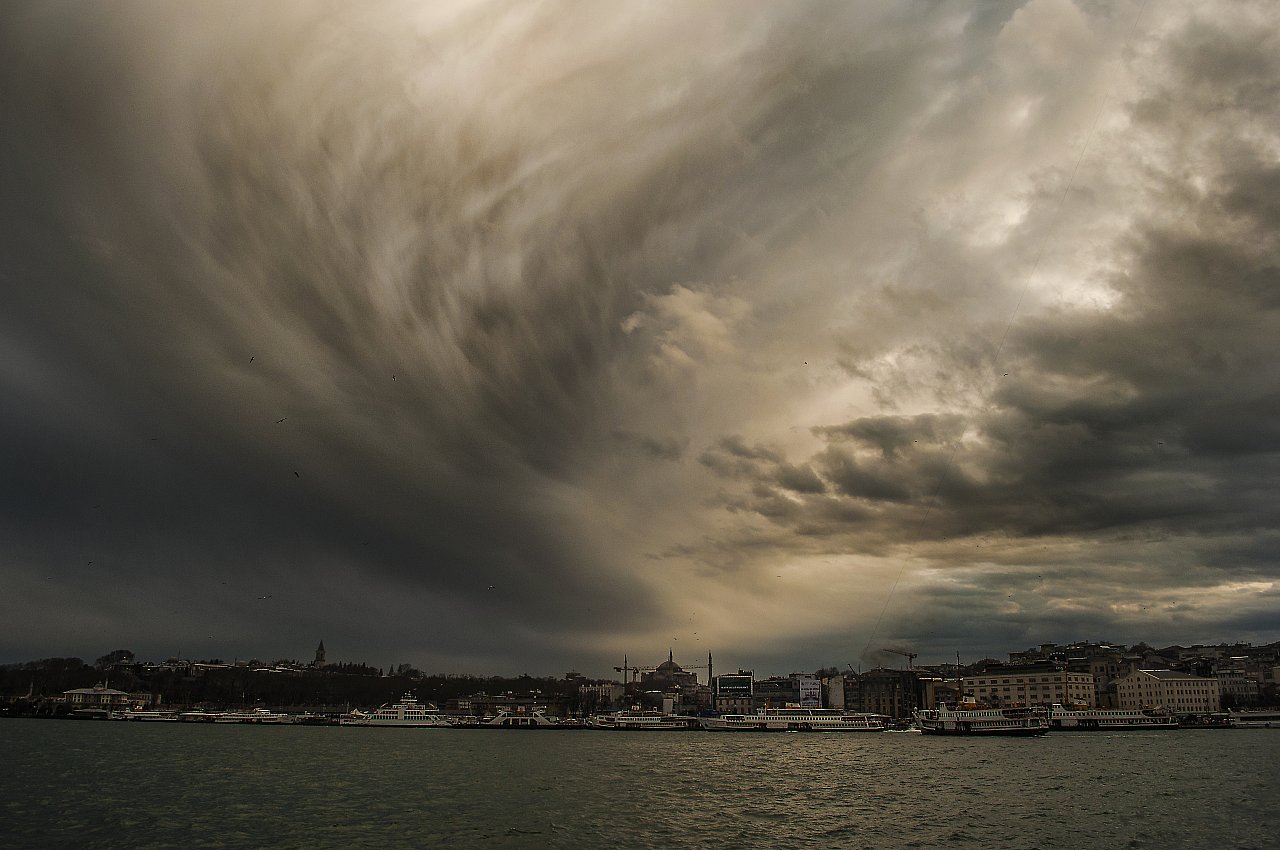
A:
1;0;1277;674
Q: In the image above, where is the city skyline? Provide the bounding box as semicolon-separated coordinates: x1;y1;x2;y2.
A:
8;633;1278;685
2;1;1278;676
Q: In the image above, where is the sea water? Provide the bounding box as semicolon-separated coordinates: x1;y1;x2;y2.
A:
1;719;1276;849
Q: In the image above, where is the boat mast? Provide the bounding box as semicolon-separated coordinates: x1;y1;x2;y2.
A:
956;652;963;707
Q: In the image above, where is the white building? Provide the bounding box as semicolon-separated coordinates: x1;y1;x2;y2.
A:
578;683;625;708
62;683;131;707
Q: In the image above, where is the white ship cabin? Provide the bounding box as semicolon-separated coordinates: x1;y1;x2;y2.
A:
370;694;445;721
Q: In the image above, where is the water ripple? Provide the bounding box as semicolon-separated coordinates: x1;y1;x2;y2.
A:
1;720;1276;849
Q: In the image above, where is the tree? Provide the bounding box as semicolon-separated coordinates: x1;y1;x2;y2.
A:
95;649;135;669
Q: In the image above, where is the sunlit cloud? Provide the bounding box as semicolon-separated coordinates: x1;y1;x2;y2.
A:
0;0;1277;673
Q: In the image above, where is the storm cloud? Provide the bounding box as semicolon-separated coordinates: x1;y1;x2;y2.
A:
1;0;1276;674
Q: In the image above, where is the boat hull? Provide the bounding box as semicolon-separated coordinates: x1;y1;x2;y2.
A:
917;724;1048;736
700;710;885;732
914;706;1049;736
1046;704;1177;731
700;721;885;732
589;711;694;731
593;724;691;731
340;720;452;727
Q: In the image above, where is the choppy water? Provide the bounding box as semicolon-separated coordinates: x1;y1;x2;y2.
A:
1;719;1276;849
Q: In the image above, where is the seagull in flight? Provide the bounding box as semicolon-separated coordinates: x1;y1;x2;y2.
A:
276;417;287;424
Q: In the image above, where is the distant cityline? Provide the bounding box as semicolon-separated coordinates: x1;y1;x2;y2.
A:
7;635;1278;680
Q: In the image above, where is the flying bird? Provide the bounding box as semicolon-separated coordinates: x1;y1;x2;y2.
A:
293;471;299;478
258;594;272;600
276;417;287;423
249;356;255;363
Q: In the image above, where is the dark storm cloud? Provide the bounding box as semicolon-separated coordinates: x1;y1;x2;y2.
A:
1;1;1277;673
774;463;826;495
610;430;686;462
0;1;692;664
706;189;1280;549
816;414;967;460
1;0;973;669
698;436;785;478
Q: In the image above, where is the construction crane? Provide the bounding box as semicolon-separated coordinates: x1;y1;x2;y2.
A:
882;648;917;669
613;655;657;685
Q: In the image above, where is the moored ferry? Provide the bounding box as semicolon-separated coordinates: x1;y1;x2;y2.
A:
214;707;294;724
1228;710;1280;728
470;709;561;729
700;707;886;732
111;709;180;722
589;709;694;730
913;702;1048;736
1047;704;1178;731
340;694;452;727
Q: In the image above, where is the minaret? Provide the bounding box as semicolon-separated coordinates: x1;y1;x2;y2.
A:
708;652;713;684
314;640;326;667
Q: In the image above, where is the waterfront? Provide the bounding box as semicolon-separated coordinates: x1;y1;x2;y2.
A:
1;720;1276;849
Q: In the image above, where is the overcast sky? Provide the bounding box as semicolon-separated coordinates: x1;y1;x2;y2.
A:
2;0;1277;677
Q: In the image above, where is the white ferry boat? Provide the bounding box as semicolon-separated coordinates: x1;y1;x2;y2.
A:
700;707;887;732
1047;704;1178;731
1228;710;1280;728
213;707;294;724
111;709;180;722
340;694;452;727
913;702;1048;736
589;709;694;730
474;709;561;728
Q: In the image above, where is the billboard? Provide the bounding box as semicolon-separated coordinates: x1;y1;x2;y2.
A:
798;676;821;707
